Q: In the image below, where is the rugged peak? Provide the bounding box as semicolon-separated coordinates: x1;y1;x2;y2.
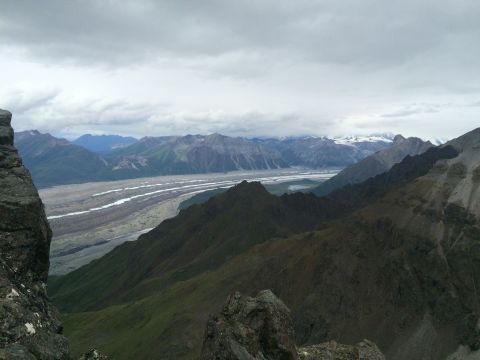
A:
393;134;406;142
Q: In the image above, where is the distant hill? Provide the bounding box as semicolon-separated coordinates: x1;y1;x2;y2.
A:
73;134;137;154
313;135;433;196
15;130;110;187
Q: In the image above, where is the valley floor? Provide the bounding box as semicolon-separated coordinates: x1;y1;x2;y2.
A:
41;168;338;275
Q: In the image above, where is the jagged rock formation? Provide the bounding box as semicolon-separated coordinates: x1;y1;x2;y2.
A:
200;290;385;360
313;135;433;196
0;109;69;359
201;290;299;360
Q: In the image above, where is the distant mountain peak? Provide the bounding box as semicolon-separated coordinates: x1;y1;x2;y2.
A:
333;133;395;145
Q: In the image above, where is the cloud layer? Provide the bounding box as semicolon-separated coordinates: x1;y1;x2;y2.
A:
1;0;480;140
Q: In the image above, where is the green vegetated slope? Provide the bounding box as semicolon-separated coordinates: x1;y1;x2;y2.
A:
49;134;480;360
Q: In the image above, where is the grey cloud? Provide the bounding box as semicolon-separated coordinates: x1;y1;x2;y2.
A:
3;89;60;114
382;104;443;118
7;90;158;135
2;0;480;71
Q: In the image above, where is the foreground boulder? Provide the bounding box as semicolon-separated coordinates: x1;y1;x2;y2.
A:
0;109;70;359
200;290;384;360
201;290;299;360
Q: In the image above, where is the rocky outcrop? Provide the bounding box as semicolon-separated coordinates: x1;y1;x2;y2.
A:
0;109;70;359
200;290;299;360
200;290;384;360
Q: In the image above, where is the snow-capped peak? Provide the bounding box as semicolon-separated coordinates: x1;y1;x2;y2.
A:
333;133;395;146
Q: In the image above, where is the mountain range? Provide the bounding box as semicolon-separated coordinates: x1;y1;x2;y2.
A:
72;134;138;154
15;130;397;187
48;126;480;359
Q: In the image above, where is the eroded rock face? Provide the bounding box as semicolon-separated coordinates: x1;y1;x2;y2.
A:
200;290;299;360
0;109;70;359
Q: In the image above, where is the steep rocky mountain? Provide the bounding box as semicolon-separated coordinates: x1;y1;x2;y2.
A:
108;133;287;176
0;110;70;358
313;135;433;196
73;134;137;154
48;127;480;359
15;130;110;187
253;135;393;168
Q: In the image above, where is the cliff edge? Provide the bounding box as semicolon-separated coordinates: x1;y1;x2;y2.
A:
0;109;70;359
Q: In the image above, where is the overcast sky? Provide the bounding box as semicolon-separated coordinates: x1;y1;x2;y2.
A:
1;0;479;140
